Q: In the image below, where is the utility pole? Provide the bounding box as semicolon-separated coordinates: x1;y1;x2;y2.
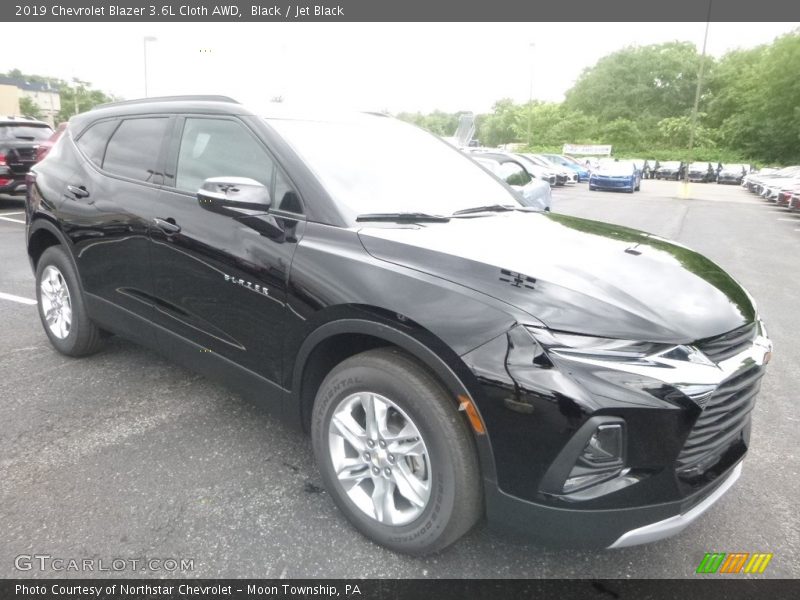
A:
143;36;158;97
527;42;535;148
682;1;713;193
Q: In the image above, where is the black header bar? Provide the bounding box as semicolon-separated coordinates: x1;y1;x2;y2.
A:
3;0;800;22
2;579;799;600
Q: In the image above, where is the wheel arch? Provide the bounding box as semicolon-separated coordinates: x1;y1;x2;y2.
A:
288;314;498;485
27;219;70;271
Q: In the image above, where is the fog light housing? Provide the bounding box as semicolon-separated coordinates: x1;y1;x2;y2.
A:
562;423;626;494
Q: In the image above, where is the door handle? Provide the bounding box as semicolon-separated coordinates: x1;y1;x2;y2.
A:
153;217;181;234
66;185;90;199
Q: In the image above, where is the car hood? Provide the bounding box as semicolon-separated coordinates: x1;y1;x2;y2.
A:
357;212;755;343
594;168;634;177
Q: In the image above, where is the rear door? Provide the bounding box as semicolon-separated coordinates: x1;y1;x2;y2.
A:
61;116;172;340
148;115;306;384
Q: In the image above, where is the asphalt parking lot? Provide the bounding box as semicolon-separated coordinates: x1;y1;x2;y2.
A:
1;180;798;579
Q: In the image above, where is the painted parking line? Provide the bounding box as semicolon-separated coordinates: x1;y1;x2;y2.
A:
0;211;24;216
0;291;36;305
777;218;800;222
0;215;25;224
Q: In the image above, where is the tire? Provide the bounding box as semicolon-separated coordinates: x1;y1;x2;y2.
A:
311;347;482;555
35;246;104;357
589;186;596;191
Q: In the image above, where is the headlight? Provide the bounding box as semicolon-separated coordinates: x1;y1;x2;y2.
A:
525;326;673;360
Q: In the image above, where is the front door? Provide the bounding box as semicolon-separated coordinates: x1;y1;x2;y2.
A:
148;115;306;385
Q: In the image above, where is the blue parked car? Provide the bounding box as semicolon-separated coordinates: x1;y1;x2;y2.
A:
539;154;591;182
589;160;641;193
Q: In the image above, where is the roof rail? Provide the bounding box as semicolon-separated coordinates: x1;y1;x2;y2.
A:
93;95;240;110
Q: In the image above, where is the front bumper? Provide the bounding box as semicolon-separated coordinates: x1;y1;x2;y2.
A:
0;175;28;195
463;321;771;548
590;176;634;190
609;462;741;548
486;460;742;548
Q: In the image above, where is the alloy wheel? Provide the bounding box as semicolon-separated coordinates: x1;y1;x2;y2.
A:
40;265;72;339
328;391;432;526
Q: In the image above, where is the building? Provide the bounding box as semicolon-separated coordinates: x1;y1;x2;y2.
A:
0;76;61;126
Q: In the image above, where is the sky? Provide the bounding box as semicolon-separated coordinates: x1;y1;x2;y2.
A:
3;22;798;114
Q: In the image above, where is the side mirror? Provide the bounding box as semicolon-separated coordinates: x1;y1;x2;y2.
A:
197;177;271;215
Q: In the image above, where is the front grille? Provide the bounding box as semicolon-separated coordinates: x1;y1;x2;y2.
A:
676;365;764;479
695;322;757;363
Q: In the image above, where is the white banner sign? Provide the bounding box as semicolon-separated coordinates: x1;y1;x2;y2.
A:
562;144;612;156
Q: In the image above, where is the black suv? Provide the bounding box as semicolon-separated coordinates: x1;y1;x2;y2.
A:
26;96;772;555
1;117;52;195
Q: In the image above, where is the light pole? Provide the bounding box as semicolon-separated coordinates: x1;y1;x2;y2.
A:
527;42;535;148
143;36;158;97
681;2;712;196
72;77;88;117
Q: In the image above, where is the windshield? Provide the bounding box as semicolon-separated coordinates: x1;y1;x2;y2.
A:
598;161;634;174
0;124;53;141
689;162;709;170
514;155;547;175
266;115;518;222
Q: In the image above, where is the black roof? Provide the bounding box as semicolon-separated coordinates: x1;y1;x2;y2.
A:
71;95;250;134
0;116;51;126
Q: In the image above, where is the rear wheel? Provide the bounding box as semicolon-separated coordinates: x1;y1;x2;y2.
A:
311;348;482;555
35;246;104;356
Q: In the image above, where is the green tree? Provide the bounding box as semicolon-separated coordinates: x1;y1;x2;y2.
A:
599;118;642;152
478;98;523;146
18;97;43;119
57;82;116;121
657;115;716;149
715;30;800;163
565;42;712;124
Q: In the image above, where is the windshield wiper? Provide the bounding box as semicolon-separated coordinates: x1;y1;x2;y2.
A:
452;204;524;215
356;212;450;223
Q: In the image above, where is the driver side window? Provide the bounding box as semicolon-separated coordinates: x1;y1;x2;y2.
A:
175;118;274;193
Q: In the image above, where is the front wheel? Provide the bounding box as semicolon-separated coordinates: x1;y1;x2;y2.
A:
311;348;482;555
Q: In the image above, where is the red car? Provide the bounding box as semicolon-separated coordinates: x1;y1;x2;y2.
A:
34;122;67;163
789;191;800;211
777;186;800;207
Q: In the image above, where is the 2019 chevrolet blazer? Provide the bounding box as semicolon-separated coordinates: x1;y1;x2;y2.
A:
26;96;772;555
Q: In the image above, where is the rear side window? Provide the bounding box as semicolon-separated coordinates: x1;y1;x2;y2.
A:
103;117;169;182
76;120;118;167
175;118;273;193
